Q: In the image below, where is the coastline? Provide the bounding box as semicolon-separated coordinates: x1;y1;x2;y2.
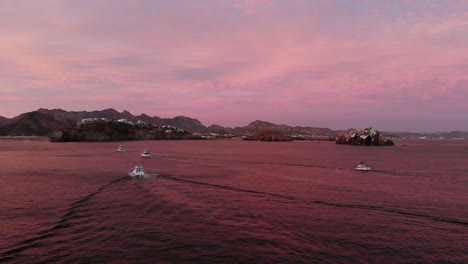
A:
0;136;49;141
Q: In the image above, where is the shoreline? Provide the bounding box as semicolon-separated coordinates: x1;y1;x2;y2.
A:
0;136;49;141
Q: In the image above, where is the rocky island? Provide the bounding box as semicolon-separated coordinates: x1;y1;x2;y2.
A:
335;127;394;146
49;118;194;142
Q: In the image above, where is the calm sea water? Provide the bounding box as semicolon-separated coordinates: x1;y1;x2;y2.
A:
0;139;467;263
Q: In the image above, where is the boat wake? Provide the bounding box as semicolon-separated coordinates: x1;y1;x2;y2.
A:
53;176;129;230
158;154;340;171
310;201;468;226
158;174;294;200
0;175;129;261
159;154;449;178
159;174;468;227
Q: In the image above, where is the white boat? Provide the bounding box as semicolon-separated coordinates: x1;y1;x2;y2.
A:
355;162;371;171
117;144;125;152
128;165;157;178
141;149;151;158
128;165;146;177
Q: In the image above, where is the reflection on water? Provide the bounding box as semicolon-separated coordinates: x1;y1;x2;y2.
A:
0;139;467;263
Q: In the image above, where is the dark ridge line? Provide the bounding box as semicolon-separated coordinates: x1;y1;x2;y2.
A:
0;175;129;260
160;174;468;227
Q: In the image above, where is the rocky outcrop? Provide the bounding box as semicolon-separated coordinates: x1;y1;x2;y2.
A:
49;121;192;142
336;127;394;146
244;130;292;142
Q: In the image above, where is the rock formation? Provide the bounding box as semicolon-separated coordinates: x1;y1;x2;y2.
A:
335;127;394;146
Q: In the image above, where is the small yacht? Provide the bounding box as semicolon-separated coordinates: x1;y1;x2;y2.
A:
355;162;371;171
128;165;146;177
141;149;151;158
117;144;125;152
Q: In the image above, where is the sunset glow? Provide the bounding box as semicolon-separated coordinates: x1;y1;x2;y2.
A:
1;0;467;131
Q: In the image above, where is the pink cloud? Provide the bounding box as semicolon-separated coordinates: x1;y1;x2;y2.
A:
0;0;467;131
233;0;273;14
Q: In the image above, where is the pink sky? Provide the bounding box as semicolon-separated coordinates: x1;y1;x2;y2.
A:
0;0;467;131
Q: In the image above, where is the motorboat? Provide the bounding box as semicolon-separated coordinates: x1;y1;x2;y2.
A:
117;144;125;152
128;165;146;177
128;165;157;178
141;149;151;158
355;162;371;171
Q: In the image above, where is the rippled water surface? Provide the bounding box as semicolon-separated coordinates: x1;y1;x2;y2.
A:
0;139;467;263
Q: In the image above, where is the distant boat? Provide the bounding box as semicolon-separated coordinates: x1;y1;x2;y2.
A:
141;149;151;158
355;161;371;171
117;145;125;152
128;165;146;177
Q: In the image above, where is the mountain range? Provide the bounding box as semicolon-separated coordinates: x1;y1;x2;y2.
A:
0;108;336;137
0;108;467;139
